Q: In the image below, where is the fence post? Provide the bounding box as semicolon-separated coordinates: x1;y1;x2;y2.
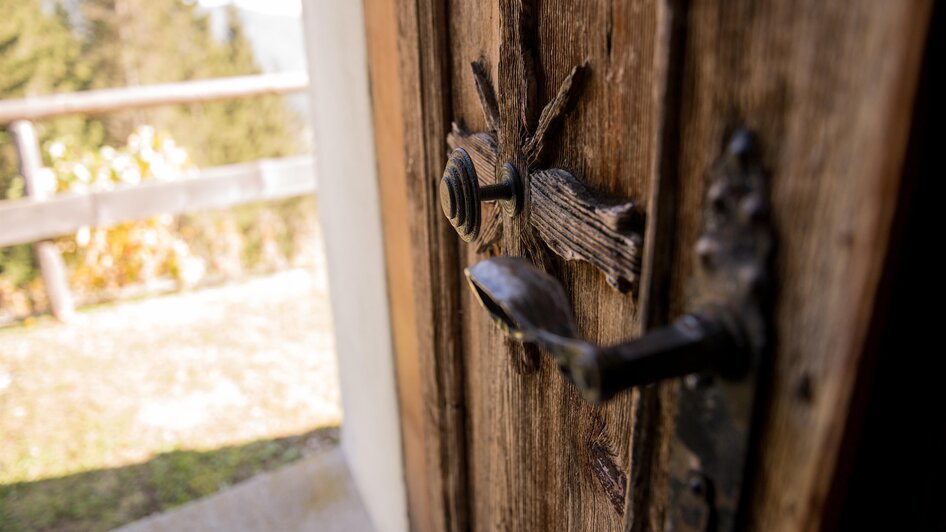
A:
10;120;75;321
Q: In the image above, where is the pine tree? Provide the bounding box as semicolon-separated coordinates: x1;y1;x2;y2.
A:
0;0;102;195
0;0;99;288
2;0;299;183
2;0;302;295
76;0;300;165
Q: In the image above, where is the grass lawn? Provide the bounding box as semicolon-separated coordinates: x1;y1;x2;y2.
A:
0;429;338;532
0;268;340;531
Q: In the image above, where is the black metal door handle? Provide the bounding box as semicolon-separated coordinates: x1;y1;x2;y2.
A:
464;129;773;403
467;257;749;402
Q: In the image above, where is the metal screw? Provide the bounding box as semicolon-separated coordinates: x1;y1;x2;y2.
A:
440;148;523;242
688;470;708;497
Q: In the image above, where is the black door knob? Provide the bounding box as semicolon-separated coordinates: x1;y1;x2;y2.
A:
440;147;522;241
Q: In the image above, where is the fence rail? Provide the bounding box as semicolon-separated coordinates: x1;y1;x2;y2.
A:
0;155;315;248
0;72;308;123
1;73;312;320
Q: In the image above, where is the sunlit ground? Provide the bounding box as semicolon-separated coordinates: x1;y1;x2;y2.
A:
0;267;341;531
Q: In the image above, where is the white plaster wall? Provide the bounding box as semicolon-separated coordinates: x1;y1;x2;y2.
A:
300;2;408;531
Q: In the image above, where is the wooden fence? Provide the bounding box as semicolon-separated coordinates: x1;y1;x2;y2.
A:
0;72;308;122
0;73;312;320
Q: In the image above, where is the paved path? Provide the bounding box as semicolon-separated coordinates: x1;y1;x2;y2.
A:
115;447;373;532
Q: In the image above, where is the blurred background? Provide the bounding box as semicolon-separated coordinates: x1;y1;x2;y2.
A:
0;0;343;530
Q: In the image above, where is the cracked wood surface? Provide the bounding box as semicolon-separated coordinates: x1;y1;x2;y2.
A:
371;0;932;530
451;1;660;530
530;169;643;292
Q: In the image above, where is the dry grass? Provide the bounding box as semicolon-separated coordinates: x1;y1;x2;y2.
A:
0;267;341;531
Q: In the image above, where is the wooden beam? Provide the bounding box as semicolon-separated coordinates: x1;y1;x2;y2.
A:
625;1;690;527
0;73;307;123
10;120;75;321
391;0;469;530
362;0;433;530
0;156;315;247
459;1;661;529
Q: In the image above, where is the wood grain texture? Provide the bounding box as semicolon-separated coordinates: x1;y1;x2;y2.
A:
393;0;469;530
530;168;643;292
0;156;315;247
623;1;689;529
471;58;502;133
452;0;661;530
362;0;429;529
661;1;932;530
523;63;586;166
448;124;644;290
447;124;499;181
377;1;929;529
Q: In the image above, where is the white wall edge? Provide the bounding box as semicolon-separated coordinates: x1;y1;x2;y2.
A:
300;2;408;532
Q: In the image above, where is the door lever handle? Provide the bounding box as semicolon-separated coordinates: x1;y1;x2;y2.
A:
464;128;773;403
466;257;746;402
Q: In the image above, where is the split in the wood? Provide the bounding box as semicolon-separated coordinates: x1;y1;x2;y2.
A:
471;58;501;132
524;63;588;166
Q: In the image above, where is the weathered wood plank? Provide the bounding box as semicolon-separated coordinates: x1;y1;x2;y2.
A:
0;73;307;123
450;1;662;530
471;58;502;133
363;0;432;529
661;1;933;529
10;120;75;321
379;0;931;529
395;0;469;530
623;1;689;529
522;63;586;166
0;156;315;247
447;124;499;181
530;168;643;293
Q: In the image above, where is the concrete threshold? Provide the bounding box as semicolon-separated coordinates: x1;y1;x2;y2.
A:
114;447;373;532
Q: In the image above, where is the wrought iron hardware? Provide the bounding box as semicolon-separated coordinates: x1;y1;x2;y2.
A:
440;148;523;242
466;256;747;402
465;129;773;531
465;129;771;402
440;59;644;292
466;254;758;401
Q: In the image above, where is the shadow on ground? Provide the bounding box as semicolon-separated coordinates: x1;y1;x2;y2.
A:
0;426;339;532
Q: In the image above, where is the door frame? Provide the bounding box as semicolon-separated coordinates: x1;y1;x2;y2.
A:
301;3;409;532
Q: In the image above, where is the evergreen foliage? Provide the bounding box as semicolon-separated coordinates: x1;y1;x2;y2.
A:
1;0;300;193
0;0;303;308
75;0;299;164
0;0;101;193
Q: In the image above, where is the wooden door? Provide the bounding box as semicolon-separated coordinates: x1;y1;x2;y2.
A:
363;1;934;530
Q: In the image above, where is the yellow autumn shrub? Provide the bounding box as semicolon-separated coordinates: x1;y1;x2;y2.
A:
44;126;206;295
